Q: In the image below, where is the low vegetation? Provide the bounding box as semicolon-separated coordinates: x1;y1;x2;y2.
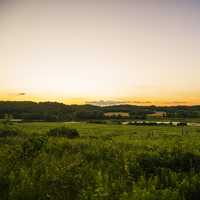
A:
48;126;80;138
0;126;19;137
0;122;200;199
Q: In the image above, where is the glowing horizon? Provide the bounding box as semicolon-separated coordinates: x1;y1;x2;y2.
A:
0;0;200;106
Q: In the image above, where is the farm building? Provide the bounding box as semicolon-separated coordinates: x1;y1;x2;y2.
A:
147;111;167;118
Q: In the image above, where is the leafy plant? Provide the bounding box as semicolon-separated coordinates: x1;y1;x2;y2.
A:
47;126;80;138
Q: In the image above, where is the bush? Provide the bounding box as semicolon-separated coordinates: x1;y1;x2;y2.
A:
0;127;19;137
177;122;187;126
47;127;80;138
87;120;107;124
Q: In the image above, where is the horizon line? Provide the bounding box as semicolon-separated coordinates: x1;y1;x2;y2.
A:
0;99;200;107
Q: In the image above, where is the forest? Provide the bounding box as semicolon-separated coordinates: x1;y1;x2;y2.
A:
0;101;200;121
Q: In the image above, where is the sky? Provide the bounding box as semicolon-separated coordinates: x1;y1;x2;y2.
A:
0;0;200;105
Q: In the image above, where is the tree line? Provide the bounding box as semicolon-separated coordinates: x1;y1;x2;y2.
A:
0;101;200;121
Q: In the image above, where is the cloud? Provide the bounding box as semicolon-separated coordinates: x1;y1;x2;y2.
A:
163;101;188;105
85;100;129;106
130;101;152;104
85;100;152;106
86;100;191;106
17;92;26;96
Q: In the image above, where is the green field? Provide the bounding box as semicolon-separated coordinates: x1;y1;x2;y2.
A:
1;122;200;200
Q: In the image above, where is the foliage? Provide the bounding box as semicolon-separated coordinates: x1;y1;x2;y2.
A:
48;127;80;138
0;126;20;137
2;114;13;126
0;122;200;199
0;101;200;121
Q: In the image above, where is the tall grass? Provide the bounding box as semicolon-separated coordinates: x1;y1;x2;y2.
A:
0;122;200;199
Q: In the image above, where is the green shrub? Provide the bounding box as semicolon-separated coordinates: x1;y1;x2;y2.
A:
0;127;19;137
87;120;107;124
47;127;80;138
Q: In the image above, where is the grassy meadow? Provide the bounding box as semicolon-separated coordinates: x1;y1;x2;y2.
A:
1;122;200;199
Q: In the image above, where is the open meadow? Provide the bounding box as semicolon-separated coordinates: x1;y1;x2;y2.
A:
1;122;200;199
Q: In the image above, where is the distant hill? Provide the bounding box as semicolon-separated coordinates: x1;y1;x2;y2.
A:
0;101;200;121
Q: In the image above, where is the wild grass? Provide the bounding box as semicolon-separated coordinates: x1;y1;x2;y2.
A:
0;122;200;199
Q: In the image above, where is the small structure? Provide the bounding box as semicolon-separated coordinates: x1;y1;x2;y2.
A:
147;111;167;118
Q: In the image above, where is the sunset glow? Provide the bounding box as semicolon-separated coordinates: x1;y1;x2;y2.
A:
0;0;200;105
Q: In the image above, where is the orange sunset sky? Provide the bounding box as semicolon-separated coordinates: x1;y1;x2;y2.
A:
0;0;200;106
